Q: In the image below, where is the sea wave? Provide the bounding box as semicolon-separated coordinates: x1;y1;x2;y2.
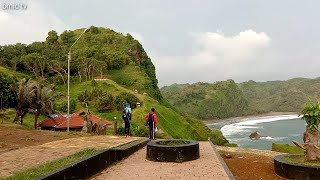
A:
235;115;300;126
221;125;259;136
220;114;300;136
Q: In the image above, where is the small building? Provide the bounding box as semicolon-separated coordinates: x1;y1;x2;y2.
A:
37;111;112;131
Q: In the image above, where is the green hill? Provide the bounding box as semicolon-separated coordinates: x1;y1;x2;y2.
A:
161;78;320;119
239;78;320;114
161;80;248;119
0;26;161;100
0;27;229;145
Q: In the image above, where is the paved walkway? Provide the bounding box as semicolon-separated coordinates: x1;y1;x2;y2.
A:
0;136;139;177
91;142;230;180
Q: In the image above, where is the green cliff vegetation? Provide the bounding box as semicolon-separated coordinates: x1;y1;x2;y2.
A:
161;78;320;119
239;78;320;114
161;80;248;119
0;27;228;145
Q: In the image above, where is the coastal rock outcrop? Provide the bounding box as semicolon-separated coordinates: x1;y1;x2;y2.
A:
249;131;267;140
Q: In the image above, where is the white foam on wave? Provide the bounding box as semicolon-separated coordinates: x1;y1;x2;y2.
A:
260;136;288;141
221;114;299;136
221;125;259;136
236;115;300;126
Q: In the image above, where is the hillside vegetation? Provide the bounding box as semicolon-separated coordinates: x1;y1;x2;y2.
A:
0;27;229;145
161;78;320;119
239;78;320;114
161;80;248;119
0;26;161;100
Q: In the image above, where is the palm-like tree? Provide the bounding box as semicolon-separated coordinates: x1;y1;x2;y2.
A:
12;78;56;128
12;78;32;124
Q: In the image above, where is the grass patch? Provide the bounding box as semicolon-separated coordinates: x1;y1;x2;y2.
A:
283;155;320;166
3;148;99;180
1;109;46;129
272;143;304;154
157;140;189;146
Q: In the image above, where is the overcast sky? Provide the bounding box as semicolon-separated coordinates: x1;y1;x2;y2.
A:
1;0;320;87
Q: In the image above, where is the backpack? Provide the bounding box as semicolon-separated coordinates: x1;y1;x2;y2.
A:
147;113;154;125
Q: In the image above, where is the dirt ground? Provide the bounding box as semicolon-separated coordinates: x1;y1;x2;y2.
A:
0;125;141;177
0;124;289;179
218;146;287;180
0;125;82;154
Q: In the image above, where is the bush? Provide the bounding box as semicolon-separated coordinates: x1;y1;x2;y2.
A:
131;124;148;137
117;126;124;135
210;129;229;145
95;91;114;112
54;99;77;113
114;92;139;110
78;90;93;102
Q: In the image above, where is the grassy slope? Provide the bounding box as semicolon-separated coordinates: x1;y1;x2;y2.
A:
0;63;226;143
57;78;214;141
0;66;27;79
107;64;153;95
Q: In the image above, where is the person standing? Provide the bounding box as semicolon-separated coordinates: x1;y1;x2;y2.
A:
145;108;158;140
125;103;132;125
122;110;130;137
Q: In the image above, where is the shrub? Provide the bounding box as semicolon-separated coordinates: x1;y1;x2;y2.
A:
131;125;148;137
210;129;229;145
54;99;77;113
95;91;114;112
117;126;124;135
114;92;139;110
78;90;93;102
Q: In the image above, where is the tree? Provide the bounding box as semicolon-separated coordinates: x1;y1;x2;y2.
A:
12;78;31;124
90;26;100;34
28;79;55;129
22;53;46;78
60;30;75;45
12;78;55;128
293;101;320;161
47;60;67;84
0;73;16;108
46;30;59;45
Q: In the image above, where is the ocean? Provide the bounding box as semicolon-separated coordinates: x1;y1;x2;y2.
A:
207;115;306;150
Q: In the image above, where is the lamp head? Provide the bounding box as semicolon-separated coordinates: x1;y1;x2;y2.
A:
84;28;90;33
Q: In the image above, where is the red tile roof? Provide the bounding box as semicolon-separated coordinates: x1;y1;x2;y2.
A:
37;111;112;129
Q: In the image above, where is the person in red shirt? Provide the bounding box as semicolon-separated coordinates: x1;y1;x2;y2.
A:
145;108;158;140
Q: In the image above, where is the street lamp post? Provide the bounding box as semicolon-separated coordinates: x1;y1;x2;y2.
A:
67;28;89;132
